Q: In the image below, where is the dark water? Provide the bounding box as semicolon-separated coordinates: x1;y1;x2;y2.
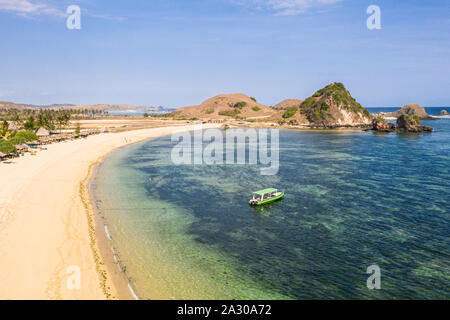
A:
92;118;449;300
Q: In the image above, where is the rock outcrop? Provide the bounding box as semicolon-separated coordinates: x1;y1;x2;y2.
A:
298;82;372;127
371;117;396;132
397;114;433;132
386;104;432;120
437;110;449;116
370;115;433;133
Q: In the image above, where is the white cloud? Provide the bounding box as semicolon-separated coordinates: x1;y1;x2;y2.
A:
236;0;342;15
0;0;65;18
0;0;125;21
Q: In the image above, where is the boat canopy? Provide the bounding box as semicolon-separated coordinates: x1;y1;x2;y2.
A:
253;188;277;195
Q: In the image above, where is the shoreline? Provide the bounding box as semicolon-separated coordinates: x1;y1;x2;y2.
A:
0;123;219;300
86;140;150;300
82;123;223;300
85;150;135;300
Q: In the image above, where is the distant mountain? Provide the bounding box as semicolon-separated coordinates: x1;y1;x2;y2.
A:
0;102;158;112
0;101;27;110
22;104;76;109
46;104;141;111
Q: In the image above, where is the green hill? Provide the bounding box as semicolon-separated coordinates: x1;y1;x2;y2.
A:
300;83;372;127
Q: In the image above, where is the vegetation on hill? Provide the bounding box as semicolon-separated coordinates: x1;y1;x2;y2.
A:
300;98;332;123
232;101;247;109
273;99;303;110
219;110;241;117
170;93;275;121
299;82;371;126
282;106;299;119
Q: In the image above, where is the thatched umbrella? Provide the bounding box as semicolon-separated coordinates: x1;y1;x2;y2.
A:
16;144;29;152
36;127;50;137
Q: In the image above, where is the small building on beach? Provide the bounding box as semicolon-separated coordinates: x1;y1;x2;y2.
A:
36;127;50;138
16;144;29;152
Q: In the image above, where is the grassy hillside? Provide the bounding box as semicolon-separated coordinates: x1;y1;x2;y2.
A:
170;94;276;121
299;83;371;127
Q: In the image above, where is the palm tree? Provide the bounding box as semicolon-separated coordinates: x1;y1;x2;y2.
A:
1;120;9;137
12;112;23;130
36;113;45;130
56;112;71;133
23;116;36;131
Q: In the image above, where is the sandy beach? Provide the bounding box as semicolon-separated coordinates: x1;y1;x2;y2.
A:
0;123;218;300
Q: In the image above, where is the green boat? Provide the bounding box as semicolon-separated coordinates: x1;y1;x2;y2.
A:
249;188;284;206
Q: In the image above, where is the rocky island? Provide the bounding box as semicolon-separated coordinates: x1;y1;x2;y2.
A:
383;104;433;120
371;114;433;133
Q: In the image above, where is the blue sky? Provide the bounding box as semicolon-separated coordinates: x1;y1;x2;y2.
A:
0;0;449;107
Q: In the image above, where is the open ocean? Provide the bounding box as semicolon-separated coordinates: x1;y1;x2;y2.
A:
91;107;449;300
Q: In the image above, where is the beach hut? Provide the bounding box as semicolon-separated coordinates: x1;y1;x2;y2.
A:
16;144;29;152
36;127;50;138
52;134;68;142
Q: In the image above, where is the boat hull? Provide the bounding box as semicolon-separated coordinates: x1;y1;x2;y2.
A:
249;193;284;206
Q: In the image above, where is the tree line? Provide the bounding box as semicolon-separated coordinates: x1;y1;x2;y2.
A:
0;108;108;122
1;109;71;132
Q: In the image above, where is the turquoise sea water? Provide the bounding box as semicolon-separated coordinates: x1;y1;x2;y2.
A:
91;116;449;300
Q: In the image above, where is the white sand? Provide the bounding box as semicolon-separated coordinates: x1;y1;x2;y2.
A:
0;124;219;300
